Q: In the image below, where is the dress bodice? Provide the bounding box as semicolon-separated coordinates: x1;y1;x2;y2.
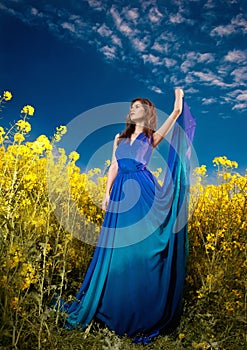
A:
115;132;153;174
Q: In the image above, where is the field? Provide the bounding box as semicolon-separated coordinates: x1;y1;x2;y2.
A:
0;92;246;349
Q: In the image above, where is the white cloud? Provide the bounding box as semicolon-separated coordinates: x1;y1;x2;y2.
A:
164;57;177;68
119;22;133;36
111;34;122;47
185;87;199;94
192;71;234;88
142;54;162;65
236;91;247;101
150;86;163;93
61;22;76;33
152;42;168;54
224;50;247;64
181;52;215;73
231;14;247;34
132;37;147;52
110;5;122;28
124;7;139;21
169;13;184;24
232;102;247;110
231;67;247;84
148;7;163;23
202;97;217;105
97;24;112;37
140;0;158;12
87;0;105;11
169;5;194;26
31;7;38;15
203;0;216;9
99;45;117;60
210;24;235;37
211;13;247;38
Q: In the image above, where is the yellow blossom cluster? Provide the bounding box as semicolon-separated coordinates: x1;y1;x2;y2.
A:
21;105;35;116
188;156;246;324
3;91;13;101
53;125;67;142
213;156;238;168
31;135;52;154
19;263;38;290
69;151;80;162
16;119;32;133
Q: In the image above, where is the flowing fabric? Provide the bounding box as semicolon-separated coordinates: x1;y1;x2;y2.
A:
57;101;196;343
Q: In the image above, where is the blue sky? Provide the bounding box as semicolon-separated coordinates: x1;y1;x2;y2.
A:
0;0;246;178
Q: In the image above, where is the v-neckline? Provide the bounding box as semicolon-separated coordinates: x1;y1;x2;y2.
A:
129;132;143;146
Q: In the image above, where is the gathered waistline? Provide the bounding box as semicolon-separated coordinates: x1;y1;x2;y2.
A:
118;166;147;174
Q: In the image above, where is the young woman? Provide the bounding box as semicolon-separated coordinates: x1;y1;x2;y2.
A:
58;88;196;344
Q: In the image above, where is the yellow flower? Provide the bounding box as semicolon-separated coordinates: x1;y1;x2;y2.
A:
0;126;5;143
56;125;67;135
14;133;25;143
1;275;7;285
105;159;111;167
178;333;185;340
3;90;12;101
31;135;52;153
69;151;80;162
222;172;231;180
21;105;35;116
20;263;37;290
53;133;61;142
11;297;19;310
193;165;207;177
16;120;31;133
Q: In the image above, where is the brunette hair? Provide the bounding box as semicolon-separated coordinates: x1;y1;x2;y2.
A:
118;98;157;144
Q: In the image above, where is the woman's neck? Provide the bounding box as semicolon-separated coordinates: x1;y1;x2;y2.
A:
134;125;144;134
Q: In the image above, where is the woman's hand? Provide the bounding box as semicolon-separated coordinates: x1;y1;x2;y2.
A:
175;87;184;98
102;193;110;211
173;88;184;118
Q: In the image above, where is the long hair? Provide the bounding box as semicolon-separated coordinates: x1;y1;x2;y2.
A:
118;98;157;144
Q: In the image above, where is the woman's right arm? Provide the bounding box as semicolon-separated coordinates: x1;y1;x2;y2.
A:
102;134;119;211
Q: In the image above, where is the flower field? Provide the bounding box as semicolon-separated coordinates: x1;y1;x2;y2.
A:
0;92;246;350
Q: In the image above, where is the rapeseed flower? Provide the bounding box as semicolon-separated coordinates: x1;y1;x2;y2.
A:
69;151;80;162
56;125;67;135
21;105;35;116
3;90;12;101
14;133;25;143
16;120;31;133
193;164;207;177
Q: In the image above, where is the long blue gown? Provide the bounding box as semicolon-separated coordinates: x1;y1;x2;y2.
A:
59;101;196;343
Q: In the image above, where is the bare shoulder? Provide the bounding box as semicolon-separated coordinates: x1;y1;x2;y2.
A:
112;133;120;149
113;133;120;144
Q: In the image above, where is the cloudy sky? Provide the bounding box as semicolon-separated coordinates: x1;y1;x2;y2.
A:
0;0;246;176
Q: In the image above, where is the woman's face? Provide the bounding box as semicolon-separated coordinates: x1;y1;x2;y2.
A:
129;101;146;124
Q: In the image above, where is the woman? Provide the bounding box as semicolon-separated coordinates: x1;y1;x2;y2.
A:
58;88;196;344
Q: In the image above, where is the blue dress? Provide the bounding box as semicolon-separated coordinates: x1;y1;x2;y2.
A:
59;101;196;343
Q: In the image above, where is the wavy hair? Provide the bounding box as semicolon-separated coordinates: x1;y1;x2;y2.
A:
118;98;157;144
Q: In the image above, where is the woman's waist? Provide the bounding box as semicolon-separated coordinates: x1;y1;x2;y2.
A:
117;160;147;174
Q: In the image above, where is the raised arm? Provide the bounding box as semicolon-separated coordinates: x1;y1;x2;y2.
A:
152;88;184;148
102;133;119;211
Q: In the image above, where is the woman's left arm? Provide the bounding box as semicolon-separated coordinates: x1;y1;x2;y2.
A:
152;88;184;148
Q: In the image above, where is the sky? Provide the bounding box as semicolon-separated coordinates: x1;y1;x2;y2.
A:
0;0;247;179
